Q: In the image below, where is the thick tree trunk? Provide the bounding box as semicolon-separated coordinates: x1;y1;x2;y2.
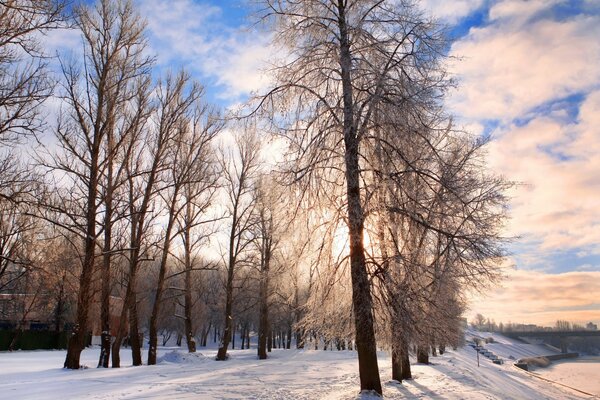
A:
417;345;429;364
216;270;233;360
64;236;95;369
337;2;382;394
111;304;127;368
128;292;142;366
401;339;412;380
296;328;305;349
391;343;403;382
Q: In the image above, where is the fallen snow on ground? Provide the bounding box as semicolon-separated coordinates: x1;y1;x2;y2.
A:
0;342;593;400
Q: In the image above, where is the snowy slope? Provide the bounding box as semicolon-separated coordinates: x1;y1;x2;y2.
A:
1;343;594;399
466;329;559;361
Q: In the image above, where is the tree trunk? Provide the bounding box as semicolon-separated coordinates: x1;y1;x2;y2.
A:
98;127;115;369
267;326;272;352
246;326;250;349
337;2;382;393
417;345;429;364
148;196;178;365
401;338;412;380
184;239;196;352
232;322;235;349
296;330;303;349
111;304;127;368
128;293;142;366
258;249;270;359
64;249;94;369
216;271;233;360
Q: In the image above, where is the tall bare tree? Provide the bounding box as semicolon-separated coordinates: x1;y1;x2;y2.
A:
147;74;221;365
36;0;153;370
215;130;261;361
254;1;448;392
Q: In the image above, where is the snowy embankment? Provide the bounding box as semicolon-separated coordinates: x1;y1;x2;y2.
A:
0;341;595;399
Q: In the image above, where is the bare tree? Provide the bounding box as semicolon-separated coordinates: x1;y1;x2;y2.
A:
255;0;444;392
34;0;153;369
175;110;222;353
0;0;65;144
253;178;285;359
147;74;221;365
215;129;261;361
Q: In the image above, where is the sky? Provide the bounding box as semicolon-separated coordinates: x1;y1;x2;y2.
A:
49;0;600;326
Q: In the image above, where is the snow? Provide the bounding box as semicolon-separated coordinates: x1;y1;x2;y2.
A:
0;338;595;399
466;329;560;360
533;356;600;397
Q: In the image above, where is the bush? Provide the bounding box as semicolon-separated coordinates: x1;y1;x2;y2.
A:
519;356;550;368
0;330;69;351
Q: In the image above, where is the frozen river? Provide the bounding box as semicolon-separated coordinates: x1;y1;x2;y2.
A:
534;356;600;396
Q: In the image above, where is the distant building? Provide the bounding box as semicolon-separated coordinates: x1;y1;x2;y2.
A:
586;322;598;331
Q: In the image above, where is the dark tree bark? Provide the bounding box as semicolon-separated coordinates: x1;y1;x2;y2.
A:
337;2;382;393
417;345;429;364
183;238;196;352
257;232;271;359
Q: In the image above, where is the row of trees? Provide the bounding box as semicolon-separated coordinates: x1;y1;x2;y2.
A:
0;0;509;396
471;314;599;333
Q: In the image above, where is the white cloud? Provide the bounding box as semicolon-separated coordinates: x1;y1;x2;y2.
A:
447;1;600;259
449;11;600;121
488;0;562;22
421;0;484;22
137;0;273;101
485;91;600;251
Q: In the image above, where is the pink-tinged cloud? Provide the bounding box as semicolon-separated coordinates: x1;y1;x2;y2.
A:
449;11;600;121
470;269;600;326
486;91;600;252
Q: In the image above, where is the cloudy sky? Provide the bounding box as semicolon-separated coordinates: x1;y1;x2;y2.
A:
60;0;600;326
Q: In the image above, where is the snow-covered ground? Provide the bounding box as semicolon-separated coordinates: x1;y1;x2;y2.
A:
1;340;595;399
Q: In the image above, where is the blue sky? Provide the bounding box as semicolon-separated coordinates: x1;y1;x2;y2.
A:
58;0;600;325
